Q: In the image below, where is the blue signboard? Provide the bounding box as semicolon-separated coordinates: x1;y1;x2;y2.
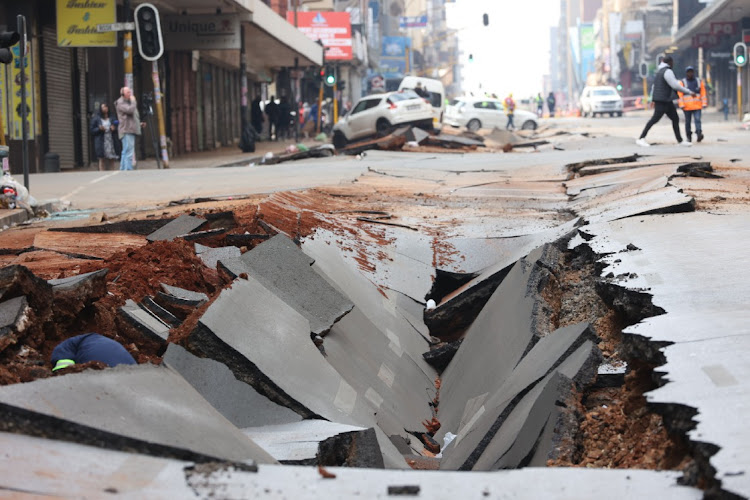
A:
380;36;412;78
399;15;428;28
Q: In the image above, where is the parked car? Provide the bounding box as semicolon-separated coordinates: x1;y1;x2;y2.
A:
398;76;446;129
444;97;538;131
332;90;434;148
579;86;624;117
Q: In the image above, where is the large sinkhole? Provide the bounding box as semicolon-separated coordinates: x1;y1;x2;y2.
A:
0;200;718;495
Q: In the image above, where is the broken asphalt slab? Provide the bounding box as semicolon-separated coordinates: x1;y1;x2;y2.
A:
0;363;277;464
0;431;701;499
163;343;301;429
119;299;170;343
222;234;354;336
0;296;30;353
189;274;372;425
159;283;208;306
146;214;207;242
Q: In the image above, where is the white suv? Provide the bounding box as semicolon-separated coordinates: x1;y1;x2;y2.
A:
579;86;624;117
444;97;538;131
332;90;434;147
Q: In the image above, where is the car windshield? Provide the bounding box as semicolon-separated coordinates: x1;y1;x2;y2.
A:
593;89;618;96
389;90;421;102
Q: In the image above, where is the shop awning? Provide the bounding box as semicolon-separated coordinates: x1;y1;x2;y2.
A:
674;0;750;48
235;0;324;68
145;0;323;69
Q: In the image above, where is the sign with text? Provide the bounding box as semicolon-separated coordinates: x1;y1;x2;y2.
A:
163;15;240;50
692;33;719;48
0;42;37;139
288;12;352;60
380;36;411;78
399;15;427;28
710;21;737;36
56;0;117;47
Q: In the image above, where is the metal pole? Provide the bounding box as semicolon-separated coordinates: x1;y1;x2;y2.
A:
316;82;323;134
738;69;743;122
333;68;338;124
17;15;29;189
124;0;134;89
152;61;169;168
294;57;299;143
145;101;160;169
239;24;251;152
642;77;648;109
405;47;410;74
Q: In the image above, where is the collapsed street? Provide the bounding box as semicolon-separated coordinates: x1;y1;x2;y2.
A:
0;117;748;498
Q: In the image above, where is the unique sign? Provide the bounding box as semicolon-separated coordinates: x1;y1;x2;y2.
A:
289;12;352;60
399;15;428;28
692;33;719;48
163;15;240;50
710;21;737;36
56;0;117;47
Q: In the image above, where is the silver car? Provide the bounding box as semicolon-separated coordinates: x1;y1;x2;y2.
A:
579;86;624;117
444;97;539;131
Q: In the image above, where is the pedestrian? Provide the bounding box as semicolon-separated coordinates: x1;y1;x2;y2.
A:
547;92;556;117
265;96;279;141
251;96;264;136
277;96;291;141
414;82;429;99
90;103;119;171
677;66;707;143
503;93;516;130
722;98;730;121
636;56;698;147
535;93;544;117
115;87;145;170
51;333;136;372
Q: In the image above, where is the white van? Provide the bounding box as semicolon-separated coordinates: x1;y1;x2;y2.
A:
398;76;445;129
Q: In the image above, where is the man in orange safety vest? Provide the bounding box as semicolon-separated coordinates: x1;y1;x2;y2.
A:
677;66;707;143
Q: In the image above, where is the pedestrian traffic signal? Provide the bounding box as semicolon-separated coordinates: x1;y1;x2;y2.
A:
324;66;336;87
134;3;164;61
482;13;489;26
0;30;20;65
734;42;748;67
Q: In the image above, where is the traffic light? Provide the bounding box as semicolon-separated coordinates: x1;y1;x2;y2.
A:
616;83;623;91
339;80;346;91
482;13;489;26
0;30;20;65
324;66;336;87
734;42;748;67
319;67;325;80
134;3;164;61
638;61;648;79
468;53;474;62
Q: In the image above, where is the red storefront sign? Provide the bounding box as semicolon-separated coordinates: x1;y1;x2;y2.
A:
288;12;352;60
710;22;737;36
692;33;719;48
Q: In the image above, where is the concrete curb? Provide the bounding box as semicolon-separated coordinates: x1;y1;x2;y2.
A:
0;200;61;229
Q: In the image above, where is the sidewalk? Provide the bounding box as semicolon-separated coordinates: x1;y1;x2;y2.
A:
78;136;327;172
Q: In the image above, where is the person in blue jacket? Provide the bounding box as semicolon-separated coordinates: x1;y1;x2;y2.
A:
51;333;136;371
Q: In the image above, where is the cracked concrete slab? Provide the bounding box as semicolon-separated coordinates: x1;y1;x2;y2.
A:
241;420;366;463
0;364;276;464
425;219;579;336
159;283;208;306
0;431;700;499
439;323;598;471
436;244;562;443
581;213;750;498
163;343;302;428
146;214;207;242
0;296;29;352
189;275;372;426
231;235;354;335
197;245;241;269
119;299;170;343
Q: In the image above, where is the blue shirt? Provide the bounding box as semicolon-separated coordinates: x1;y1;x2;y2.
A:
52;333;136;367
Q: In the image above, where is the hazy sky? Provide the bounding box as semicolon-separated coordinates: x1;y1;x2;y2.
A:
447;0;561;97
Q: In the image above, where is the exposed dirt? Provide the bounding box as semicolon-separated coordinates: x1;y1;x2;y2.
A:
545;249;694;474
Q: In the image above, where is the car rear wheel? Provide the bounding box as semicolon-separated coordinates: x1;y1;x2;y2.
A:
466;119;481;132
521;120;537;131
376;119;393;136
332;131;347;149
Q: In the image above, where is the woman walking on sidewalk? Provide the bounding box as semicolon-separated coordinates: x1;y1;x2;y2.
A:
90;103;120;171
636;56;697;147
